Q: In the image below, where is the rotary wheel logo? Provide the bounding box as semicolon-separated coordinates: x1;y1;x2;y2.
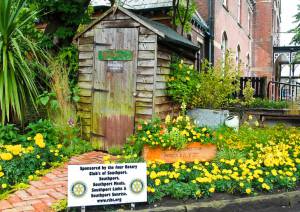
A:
71;182;86;198
130;179;144;194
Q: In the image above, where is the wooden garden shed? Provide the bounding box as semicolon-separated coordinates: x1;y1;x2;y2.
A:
74;6;199;150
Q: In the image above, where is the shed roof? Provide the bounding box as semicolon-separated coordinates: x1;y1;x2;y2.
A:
136;15;199;50
91;0;172;10
74;6;199;51
91;0;209;32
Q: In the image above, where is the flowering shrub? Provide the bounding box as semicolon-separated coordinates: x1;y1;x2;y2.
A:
0;120;93;197
124;115;213;155
0;133;65;195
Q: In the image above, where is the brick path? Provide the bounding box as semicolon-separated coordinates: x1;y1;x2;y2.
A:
0;151;106;212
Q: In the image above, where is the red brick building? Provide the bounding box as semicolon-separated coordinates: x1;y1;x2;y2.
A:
196;0;281;79
252;0;281;79
196;0;254;76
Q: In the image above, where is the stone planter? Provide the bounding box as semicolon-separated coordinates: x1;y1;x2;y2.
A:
187;108;229;129
142;142;217;163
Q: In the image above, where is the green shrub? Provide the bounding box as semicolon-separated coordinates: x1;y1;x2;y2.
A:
107;146;123;156
0;119;93;197
248;98;289;109
0;124;25;145
242;81;255;106
167;54;240;109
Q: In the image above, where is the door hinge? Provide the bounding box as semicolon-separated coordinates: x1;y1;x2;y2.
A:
90;131;105;138
92;88;109;93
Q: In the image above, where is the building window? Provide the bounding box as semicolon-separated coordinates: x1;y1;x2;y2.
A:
236;45;241;66
238;0;241;24
246;54;250;76
187;34;192;41
196;43;204;72
221;32;228;63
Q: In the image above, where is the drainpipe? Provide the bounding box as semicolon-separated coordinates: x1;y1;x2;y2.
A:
208;0;215;65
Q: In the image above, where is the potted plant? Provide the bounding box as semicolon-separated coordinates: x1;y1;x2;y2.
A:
125;115;217;163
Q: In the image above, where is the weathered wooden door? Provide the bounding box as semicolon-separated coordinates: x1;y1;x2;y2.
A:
91;28;138;150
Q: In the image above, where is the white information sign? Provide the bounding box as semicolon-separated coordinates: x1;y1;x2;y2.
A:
68;163;147;207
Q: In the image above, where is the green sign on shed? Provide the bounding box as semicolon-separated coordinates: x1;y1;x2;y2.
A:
98;50;133;61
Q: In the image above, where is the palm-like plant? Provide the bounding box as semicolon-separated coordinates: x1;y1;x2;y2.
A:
0;0;46;123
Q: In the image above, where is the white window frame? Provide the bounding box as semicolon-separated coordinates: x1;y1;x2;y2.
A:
238;0;241;24
221;32;228;63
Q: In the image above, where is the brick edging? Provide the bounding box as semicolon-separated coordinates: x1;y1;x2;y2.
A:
0;151;106;212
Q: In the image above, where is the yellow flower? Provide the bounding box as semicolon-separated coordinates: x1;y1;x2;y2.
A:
271;169;277;176
28;175;34;180
0;153;13;161
209;187;215;193
34;133;44;142
27;146;34;152
36;155;40;159
35;139;46;148
27;137;32;141
42;162;46;166
165;115;171;124
0;172;4;177
164;179;170;184
248;115;253;120
57;144;63;149
150;171;157;179
258;178;264;183
245;188;252;194
155;179;161;186
6;145;22;155
239;182;244;187
1;184;7;189
195;190;201;197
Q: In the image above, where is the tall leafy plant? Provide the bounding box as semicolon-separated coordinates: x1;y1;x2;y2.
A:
0;0;46;123
168;54;240;109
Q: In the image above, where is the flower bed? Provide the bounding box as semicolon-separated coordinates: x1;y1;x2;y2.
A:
0;120;93;198
106;116;300;204
124;115;214;156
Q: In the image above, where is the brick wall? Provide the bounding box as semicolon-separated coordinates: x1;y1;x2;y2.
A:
195;0;209;22
252;0;281;80
252;0;273;79
213;0;253;75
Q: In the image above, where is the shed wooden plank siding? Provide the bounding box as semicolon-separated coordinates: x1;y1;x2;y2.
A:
135;27;157;122
77;30;95;140
74;7;198;150
154;45;176;118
